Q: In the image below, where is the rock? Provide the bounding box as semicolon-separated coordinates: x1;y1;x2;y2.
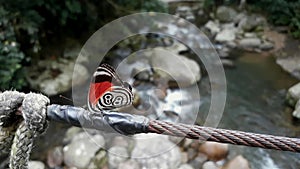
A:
286;82;300;106
277;57;300;80
216;6;237;22
166;41;189;53
149;48;201;87
28;161;45;169
222;155;250;169
198;142;228;161
238;38;261;49
260;41;274;50
292;100;300;119
63;127;82;144
189;153;208;168
226;41;237;48
238;14;266;31
221;59;235;68
176;6;195;22
215;29;236;42
218;50;229;58
111;136;129;148
131;134;181;169
26;59;89;95
203;161;219;169
244;32;256;38
221;23;235;30
47;146;63;168
118;159;140;169
205;21;221;35
178;164;194;169
233;13;246;24
108;146;129;169
63;134;105;168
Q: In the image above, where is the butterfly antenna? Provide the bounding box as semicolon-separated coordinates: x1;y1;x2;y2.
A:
59;95;74;104
59;95;87;108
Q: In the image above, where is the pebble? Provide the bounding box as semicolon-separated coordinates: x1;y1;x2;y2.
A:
178;163;194;169
189;153;208;168
198;142;228;161
202;161;219;169
108;146;129;169
131;134;181;168
28;161;45;169
63;134;105;168
111;136;129;148
222;155;250;169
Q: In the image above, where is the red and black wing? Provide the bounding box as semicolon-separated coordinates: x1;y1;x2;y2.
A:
87;64;133;112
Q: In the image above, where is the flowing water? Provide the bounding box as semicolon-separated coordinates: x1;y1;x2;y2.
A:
199;52;300;169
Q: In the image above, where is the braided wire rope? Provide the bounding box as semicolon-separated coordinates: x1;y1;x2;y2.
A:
148;120;300;152
0;91;49;169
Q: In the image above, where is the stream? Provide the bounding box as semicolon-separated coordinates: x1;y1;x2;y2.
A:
199;52;300;169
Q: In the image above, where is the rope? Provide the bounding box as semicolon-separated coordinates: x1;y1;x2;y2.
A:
0;91;49;169
148;120;300;152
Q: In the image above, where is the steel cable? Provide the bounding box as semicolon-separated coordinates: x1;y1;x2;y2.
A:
148;120;300;152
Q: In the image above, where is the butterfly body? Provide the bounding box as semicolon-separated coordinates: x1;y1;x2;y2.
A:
88;64;133;112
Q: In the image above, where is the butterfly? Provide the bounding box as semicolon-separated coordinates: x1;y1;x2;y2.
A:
87;63;134;112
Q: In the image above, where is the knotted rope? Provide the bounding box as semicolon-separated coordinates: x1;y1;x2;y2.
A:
0;91;49;169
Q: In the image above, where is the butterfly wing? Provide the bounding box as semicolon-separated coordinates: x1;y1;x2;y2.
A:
88;64;133;112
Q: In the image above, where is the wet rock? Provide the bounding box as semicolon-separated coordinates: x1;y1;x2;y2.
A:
238;38;261;49
132;134;181;169
26;59;89;95
222;155;250;169
286;82;300;106
189;153;208;168
221;59;235;68
277;57;300;80
176;6;195;22
28;161;45;169
198;142;228;161
47;146;63;168
292;100;300;119
260;41;274;50
218;49;229;58
205;21;221;35
215;29;236;42
149;48;201;87
178;164;194;169
238;14;266;31
63;133;105;168
216;6;237;22
117;159;140;169
108;146;129;169
203;161;219;169
244;32;256;38
226;41;237;48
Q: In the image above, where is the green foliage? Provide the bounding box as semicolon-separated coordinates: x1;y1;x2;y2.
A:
0;7;26;90
111;0;167;13
0;0;167;90
248;0;300;38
